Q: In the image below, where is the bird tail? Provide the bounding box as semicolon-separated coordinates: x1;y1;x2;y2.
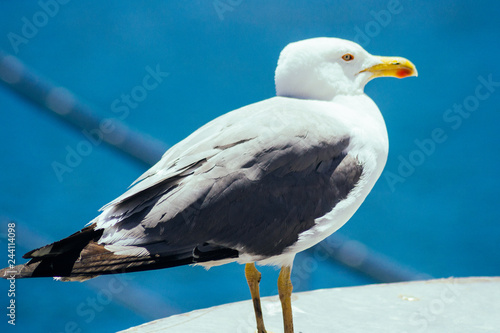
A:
0;224;238;282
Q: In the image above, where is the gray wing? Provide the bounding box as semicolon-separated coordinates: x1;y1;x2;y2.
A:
3;97;364;281
96;96;363;258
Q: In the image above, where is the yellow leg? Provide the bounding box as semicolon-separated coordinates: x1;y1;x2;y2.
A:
278;266;294;333
245;263;267;333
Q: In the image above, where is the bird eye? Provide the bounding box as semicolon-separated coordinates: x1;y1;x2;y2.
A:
342;54;354;61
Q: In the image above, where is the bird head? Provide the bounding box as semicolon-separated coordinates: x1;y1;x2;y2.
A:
275;37;417;101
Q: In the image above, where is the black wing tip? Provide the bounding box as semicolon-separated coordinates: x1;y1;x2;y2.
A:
3;234;240;280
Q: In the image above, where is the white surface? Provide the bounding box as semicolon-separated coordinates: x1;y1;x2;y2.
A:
119;277;500;333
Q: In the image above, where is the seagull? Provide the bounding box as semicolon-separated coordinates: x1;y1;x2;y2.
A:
1;37;417;333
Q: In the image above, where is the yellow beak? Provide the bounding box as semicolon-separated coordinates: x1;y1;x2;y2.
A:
361;56;418;80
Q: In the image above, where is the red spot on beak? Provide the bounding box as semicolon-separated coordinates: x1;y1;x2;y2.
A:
396;68;412;78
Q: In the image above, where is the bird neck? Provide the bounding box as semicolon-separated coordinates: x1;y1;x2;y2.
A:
330;93;389;156
331;93;384;123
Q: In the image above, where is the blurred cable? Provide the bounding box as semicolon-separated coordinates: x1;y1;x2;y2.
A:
0;52;430;290
311;233;432;283
0;50;167;167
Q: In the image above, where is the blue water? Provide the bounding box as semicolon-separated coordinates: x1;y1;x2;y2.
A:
1;1;499;332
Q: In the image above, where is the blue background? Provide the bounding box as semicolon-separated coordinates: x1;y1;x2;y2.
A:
1;1;499;332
